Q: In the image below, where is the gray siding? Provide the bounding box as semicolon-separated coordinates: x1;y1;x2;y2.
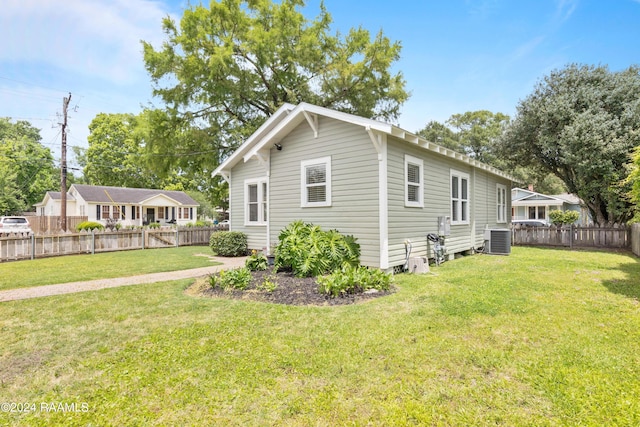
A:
229;157;268;250
269;117;381;267
386;137;511;268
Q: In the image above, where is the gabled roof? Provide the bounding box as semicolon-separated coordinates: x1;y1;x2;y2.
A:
33;191;76;207
511;187;582;206
70;184;199;206
212;102;514;181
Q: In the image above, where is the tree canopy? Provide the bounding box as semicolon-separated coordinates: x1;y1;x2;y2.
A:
0;118;57;214
415;120;459;151
75;113;158;188
446;110;510;165
141;0;408;194
499;64;640;226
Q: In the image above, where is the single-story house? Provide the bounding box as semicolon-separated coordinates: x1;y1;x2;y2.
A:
34;184;199;227
213;102;514;271
511;187;591;225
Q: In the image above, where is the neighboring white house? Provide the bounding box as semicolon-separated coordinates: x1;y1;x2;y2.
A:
213;102;514;271
511;187;591;225
34;184;199;227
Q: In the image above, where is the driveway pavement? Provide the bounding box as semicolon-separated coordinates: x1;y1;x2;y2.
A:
0;256;247;303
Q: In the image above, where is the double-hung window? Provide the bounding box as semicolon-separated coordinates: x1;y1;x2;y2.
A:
301;157;331;207
245;178;268;224
451;170;470;224
404;155;423;207
496;184;507;223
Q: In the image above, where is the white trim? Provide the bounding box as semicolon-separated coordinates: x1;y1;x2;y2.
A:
404;154;423;208
450;169;470;225
378;134;389;269
244;178;268;225
213;102;514;182
497;183;507;223
301;156;332;207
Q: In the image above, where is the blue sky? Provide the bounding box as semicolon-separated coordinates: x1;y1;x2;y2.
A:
1;0;639;170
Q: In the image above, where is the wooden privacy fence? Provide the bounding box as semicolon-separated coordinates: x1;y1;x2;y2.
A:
512;225;631;249
632;224;640;257
0;227;220;262
27;216;88;235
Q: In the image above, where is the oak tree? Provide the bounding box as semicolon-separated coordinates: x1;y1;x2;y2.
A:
0;118;57;214
141;0;408;192
499;64;640;226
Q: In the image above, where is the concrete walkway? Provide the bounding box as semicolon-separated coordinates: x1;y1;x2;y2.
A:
0;256;248;303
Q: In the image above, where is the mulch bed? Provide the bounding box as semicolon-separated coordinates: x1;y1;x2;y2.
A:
197;267;395;306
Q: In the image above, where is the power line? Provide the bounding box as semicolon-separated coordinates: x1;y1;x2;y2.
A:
0;75;70;94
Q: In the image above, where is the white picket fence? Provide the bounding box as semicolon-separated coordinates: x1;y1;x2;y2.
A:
0;227;223;262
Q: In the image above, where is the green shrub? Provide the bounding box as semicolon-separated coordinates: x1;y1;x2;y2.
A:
318;265;393;298
245;252;268;271
274;220;360;277
209;267;252;290
76;221;105;232
185;220;213;227
549;210;581;225
148;222;161;229
209;231;248;257
256;274;278;292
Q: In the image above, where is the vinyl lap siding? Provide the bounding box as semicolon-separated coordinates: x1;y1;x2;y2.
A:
386;138;511;267
269;117;380;267
387;138;457;266
230;158;268;250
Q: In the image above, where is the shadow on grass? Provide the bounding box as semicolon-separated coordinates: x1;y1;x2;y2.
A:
601;252;640;300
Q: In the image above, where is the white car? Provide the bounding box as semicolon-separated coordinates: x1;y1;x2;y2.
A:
0;216;34;236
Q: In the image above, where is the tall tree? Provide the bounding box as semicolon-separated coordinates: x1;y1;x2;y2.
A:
0;118;57;214
415;120;460;151
446;110;510;165
141;0;408;190
499;64;640;226
626;146;640;221
76;113;190;190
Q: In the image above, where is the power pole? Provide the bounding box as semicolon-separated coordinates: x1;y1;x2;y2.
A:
60;93;71;232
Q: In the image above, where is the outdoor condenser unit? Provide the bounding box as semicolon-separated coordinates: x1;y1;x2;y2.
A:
484;229;511;255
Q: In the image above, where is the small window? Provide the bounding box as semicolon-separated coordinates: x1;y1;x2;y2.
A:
404;155;423;207
301;157;331;207
245;178;268;224
451;170;470;225
497;184;507;223
102;205;110;220
158;206;165;219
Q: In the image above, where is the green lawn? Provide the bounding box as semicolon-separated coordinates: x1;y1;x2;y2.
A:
1;247;639;426
0;246;221;290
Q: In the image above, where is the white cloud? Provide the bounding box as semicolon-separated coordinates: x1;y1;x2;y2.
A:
0;0;173;85
553;0;578;25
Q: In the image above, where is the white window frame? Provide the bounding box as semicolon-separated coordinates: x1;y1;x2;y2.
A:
496;183;507;223
450;170;470;225
301;157;331;207
244;178;268;225
404;154;423;208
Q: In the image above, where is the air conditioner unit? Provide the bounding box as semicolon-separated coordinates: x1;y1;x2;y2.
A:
408;257;430;274
484;229;511;255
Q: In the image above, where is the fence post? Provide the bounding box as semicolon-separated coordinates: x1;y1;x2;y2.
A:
91;229;95;255
31;233;35;260
570;224;574;250
176;228;179;247
142;229;145;250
